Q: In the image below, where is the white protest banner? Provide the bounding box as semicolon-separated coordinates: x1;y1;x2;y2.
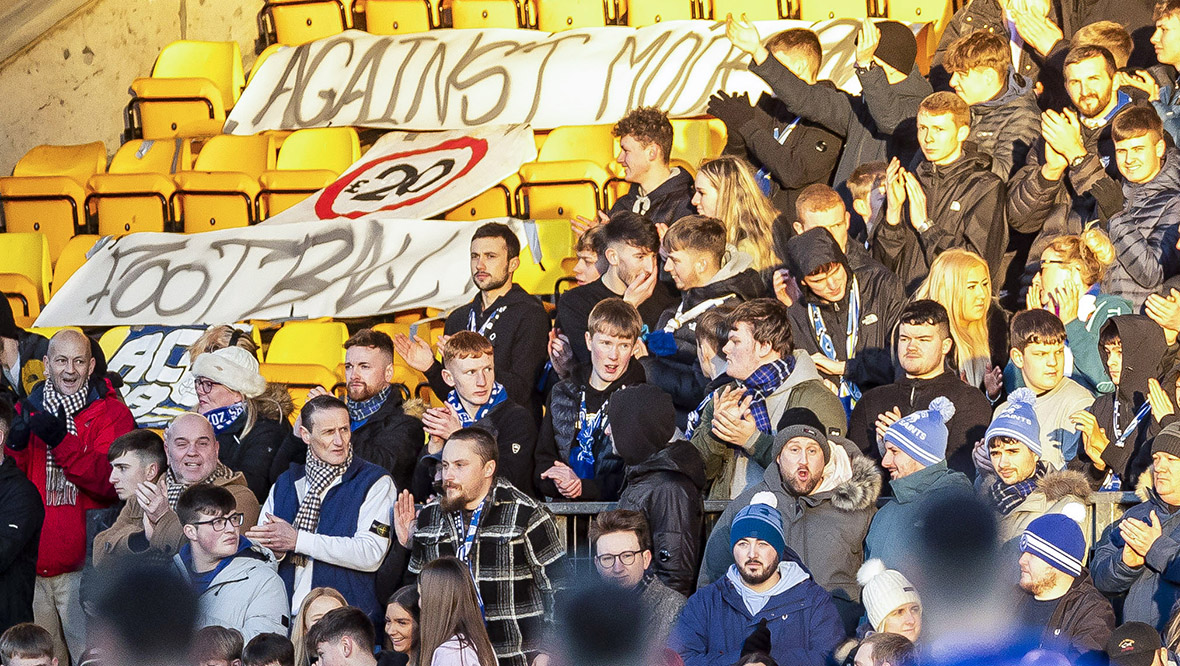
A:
105;325;204;428
33;218;516;327
263;124;537;224
227;19;865;134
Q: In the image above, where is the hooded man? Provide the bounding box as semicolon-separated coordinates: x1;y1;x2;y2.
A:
865;397;974;570
1017;513;1115;662
671;499;845;666
608;384;706;597
784;227;906;407
698;408;881;635
0;298;48;405
1072;315;1167;490
640;215;764;425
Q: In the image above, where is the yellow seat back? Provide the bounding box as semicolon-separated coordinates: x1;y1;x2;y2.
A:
0;177;87;263
536;0;607;30
129;77;229;140
670;117;727;170
451;0;526;27
0;233;52;305
364;0;435;33
99;326;132;362
512;219;576;295
108;139;190;175
52;235;101;298
192;134;276;175
152;41;245;110
269;0;352;45
89;173;176;235
799;0;867;20
711;0;784;18
625;0;694;25
517;161;609;220
13;142;107;187
266;320;350;370
275;128;361;173
537;125;616;166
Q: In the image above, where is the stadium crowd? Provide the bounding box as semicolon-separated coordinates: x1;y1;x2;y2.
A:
13;2;1180;665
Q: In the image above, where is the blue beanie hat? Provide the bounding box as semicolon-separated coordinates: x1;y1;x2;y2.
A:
882;396;956;467
731;495;786;557
1020;513;1085;577
986;388;1042;457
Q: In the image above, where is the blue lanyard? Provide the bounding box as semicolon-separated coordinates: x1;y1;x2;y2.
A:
454;498;487;617
808;275;862;408
571;391;607;479
1112;401;1152;448
468;305;505;340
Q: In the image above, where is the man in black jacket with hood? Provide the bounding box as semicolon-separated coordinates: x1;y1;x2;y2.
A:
608;384;705;597
785;227;906;406
0;398;44;633
604;106;695;228
395;222;549;416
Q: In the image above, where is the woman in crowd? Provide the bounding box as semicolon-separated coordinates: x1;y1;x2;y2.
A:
915;249;1008;402
691;156;782;271
292;587;348;666
416;557;497;666
381;586;420;666
1028;230;1134;395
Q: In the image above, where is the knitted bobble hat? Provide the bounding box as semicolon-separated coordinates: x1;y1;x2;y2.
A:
985;388;1042;457
883;396;956;467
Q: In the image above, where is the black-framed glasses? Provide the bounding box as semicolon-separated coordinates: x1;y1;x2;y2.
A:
595;550;643;568
189;513;244;531
194;378;221;394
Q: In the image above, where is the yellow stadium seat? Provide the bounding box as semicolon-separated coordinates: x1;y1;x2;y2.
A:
265;320;350;369
537;125;616;166
451;0;529;28
51;235;101;298
887;0;951;53
87;140;191;235
516;161;610;220
512;219;576;295
0;233;52;326
258;127;361;218
0;142;106;264
260;0;353;46
443;178;517;221
625;0;695;25
798;0;867;20
26;326;84;340
98;326;131;360
710;0;784;19
173;134;275;233
249;44;289;85
126;41;245;141
362;0;436;33
536;0;607;30
670;117;727;171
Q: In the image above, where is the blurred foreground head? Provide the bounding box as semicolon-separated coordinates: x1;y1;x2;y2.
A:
88;563;198;666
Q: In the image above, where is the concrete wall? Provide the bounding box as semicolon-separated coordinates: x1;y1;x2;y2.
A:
0;0;260;175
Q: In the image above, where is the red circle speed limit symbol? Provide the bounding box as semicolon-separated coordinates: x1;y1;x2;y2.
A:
315;136;489;219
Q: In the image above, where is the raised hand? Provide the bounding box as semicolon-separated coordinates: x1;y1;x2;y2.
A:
855;18;880;67
725;13;768;64
393;490;417;548
392;333;435;373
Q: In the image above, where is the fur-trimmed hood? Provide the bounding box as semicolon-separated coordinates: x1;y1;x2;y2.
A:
1037;469;1092;504
828;453;885;512
254;383;295;422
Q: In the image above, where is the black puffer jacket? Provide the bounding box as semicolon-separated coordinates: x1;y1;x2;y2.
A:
723;91;843;218
611;384;706;597
641;249;764;421
1101;150;1180;308
534;361;645;502
609;167;696;228
349;389;425;495
871;144;1008;293
784;228;905;394
216;384;294;502
970;70;1042;180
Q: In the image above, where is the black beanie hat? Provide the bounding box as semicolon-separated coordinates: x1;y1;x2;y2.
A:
607;384;676;466
1153;421;1180;460
873;21;917;75
0;297;21;341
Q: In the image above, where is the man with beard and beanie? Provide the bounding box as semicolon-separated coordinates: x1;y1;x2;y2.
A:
671;498;844;666
399;427;566;666
1017;513;1115;663
0;298;49;405
309;329;423;494
639;215;763;425
1093;421;1180;632
698;408;881;635
607;384;706;597
4;329;134;665
865;397;974;570
588;509;686;647
1072;316;1168;491
784;227;905;408
393;223;548;416
692;298;846;501
848;299;992;475
94;413;261;567
248;395;394;628
535;298;646;503
980;389;1091;548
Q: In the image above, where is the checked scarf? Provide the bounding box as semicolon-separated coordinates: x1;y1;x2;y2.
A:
988;461;1048;515
740;357;795;433
40;379;89;506
348;385;391;427
447;382;507;427
165;462;236;509
290;451;354;567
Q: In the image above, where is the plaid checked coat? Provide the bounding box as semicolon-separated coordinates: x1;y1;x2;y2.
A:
408;478;566;666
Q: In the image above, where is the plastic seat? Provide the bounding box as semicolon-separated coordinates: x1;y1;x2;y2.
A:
249;44;289;85
51;235;101;299
516;161;610;219
799;0;867;20
625;0;695;25
87;140;192;235
537;125;616;166
451;0;528;28
670;117;727;172
512;219;576;295
126;41;245;141
0;233;52;326
536;0;607;30
98;326;131;362
0;142;106;263
710;0;784;19
260;320;349;416
260;0;352;46
443;177;517;221
173;134;275;233
362;0;436;33
259;127;361;218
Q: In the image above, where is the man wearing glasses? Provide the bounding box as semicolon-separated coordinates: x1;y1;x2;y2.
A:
588;509;685;647
174;484;288;641
94;412;261;567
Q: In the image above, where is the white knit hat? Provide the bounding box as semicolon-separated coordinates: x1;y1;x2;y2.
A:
858;559;921;631
191;346;266;398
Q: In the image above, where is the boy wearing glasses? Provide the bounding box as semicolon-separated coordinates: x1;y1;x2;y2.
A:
175;484;288;641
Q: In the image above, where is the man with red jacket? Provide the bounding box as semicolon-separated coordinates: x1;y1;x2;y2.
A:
4;329;135;665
